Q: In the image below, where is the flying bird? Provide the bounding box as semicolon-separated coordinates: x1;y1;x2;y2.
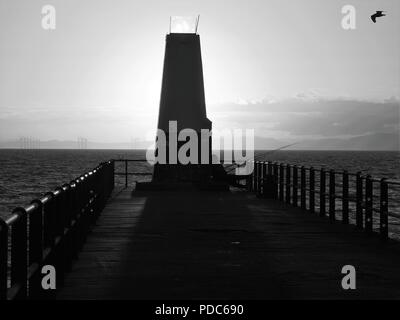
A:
371;11;386;23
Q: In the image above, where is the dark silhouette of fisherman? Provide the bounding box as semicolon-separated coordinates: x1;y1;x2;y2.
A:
371;11;386;23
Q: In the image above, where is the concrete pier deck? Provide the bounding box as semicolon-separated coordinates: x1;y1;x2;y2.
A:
57;188;400;299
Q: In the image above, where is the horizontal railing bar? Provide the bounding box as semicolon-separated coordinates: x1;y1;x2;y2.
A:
387;180;400;186
112;159;148;162
258;160;399;185
114;172;152;176
2;169;103;227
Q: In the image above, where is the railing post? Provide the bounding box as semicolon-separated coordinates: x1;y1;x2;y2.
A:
300;166;306;210
43;192;56;250
29;200;43;299
55;187;67;237
79;176;87;244
82;175;91;239
11;209;28;299
105;162;110;199
356;172;363;229
365;175;373;233
262;162;267;198
252;161;256;192
286;164;291;204
255;162;259;195
63;183;76;273
329;170;335;221
309;167;315;213
268;162;273;177
342;171;349;224
54;188;67;287
258;162;262;195
279;163;284;201
274;162;279;200
320;168;326;217
267;162;273;198
247;161;253;192
254;161;258;194
293;166;298;207
125;159;128;188
380;178;388;240
0;219;7;300
68;181;77;260
111;160;115;192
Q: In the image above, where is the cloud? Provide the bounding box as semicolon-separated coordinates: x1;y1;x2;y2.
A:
1;96;398;150
211;97;400;139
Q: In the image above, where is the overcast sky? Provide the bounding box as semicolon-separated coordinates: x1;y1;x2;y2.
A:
0;0;399;148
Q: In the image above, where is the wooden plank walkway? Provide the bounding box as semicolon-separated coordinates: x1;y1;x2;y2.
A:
57;188;400;299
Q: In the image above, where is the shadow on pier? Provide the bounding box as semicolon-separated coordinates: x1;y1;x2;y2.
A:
57;187;400;299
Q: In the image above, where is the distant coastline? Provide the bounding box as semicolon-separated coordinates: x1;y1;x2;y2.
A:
0;132;398;151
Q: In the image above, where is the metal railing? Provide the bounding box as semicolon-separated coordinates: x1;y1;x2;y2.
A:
249;161;400;240
0;161;115;300
113;159;152;188
1;158;399;300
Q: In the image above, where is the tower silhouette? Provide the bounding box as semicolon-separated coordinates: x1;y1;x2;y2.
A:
152;20;213;184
